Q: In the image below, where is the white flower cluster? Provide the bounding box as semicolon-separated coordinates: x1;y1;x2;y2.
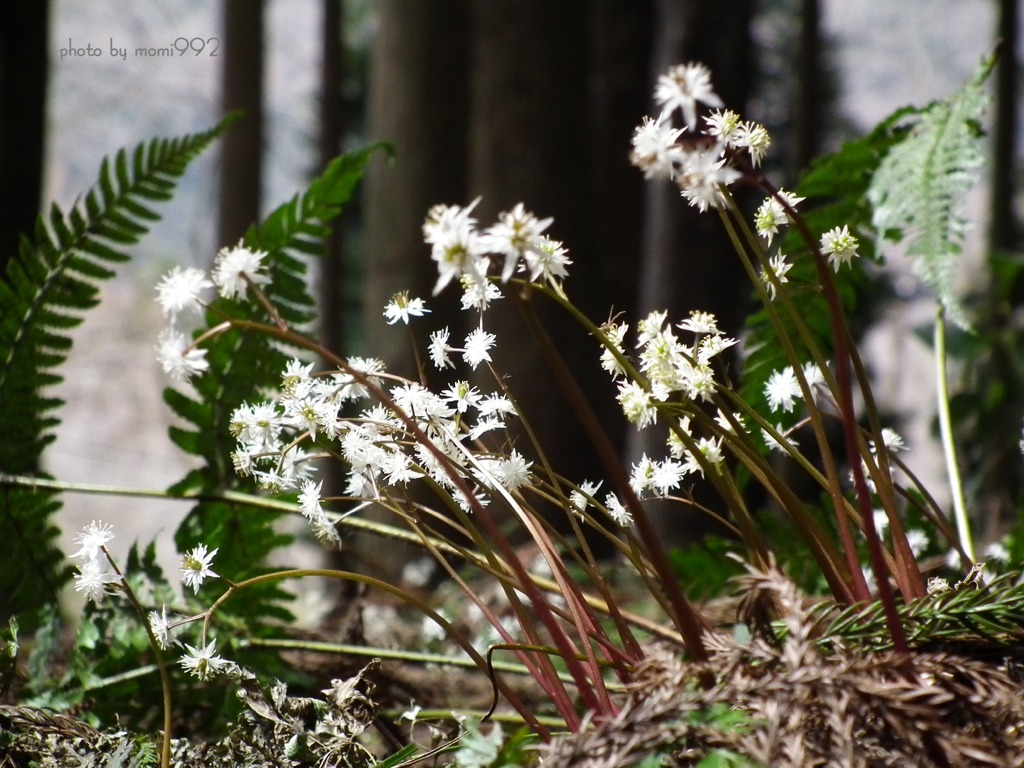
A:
154;241;271;383
71;520;120;603
603;309;737;427
630;62;770;212
598;310;739;504
227;343;531;540
423;198;571;298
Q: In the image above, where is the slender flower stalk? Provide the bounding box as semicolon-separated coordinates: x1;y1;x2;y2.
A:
934;305;975;563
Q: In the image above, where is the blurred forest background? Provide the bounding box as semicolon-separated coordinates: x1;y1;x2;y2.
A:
2;0;1022;588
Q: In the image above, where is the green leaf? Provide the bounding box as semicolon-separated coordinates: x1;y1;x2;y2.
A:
868;55;995;330
0;118;230;624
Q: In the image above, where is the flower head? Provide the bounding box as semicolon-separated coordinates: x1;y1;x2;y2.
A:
654;62;724;131
71;520;115;561
630;115;686;180
604;493;634;527
424;199;486;295
676;146;741;212
74;557;119;603
482;203;554;282
156;329;209;383
428;328;456;370
148;605;174;650
759;252;793;300
179;639;228;681
155;266;212;321
765;366;802;413
820;225;860;272
212;241;271;300
180;544;219;593
754;189;804;245
384;291;430;325
462;327;496;369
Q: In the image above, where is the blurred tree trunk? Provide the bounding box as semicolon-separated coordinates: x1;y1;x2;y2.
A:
319;0;346;355
992;0;1018;254
358;0;470;579
218;0;265;247
362;0;470;374
790;0;821;180
468;0;610;491
0;0;49;267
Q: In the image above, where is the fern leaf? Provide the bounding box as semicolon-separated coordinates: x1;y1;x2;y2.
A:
165;146;384;625
868;56;993;330
0;118;233;626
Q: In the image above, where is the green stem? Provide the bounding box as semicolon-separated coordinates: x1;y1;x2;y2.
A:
202;567;550;738
103;548;173;768
934;305;975;563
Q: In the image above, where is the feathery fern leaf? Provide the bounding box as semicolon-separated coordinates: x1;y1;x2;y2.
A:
0;118;234;627
868;55;994;330
165;147;384;625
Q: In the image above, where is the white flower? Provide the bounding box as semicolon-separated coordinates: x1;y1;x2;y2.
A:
754;190;804;245
905;529;929;557
74;558;119;603
459;274;503;312
604;493;634;527
676;145;741;212
654;62;724;130
703;109;742;144
651;458;688;495
148;605;173;650
384;291;430;325
984;540;1010;564
569;480;603;517
463;327;496;369
630;115;686;180
155;266;212;321
442;381;482;414
927;576;951;594
156;329;209;383
763;423;798;453
180;544;219;593
764;366;801;413
492;450;533;492
424;199;487;295
870;428;907;455
428;328;456;370
759;252;793;300
523;236;572;284
71;520;115;561
212;241;271;300
617;380;657;428
629;454;658;497
683;436;724;477
734;121;771;166
677;310;719;335
482;203;554;282
298;479;324;521
599;323;630;379
820;225;860;272
179;639;228;681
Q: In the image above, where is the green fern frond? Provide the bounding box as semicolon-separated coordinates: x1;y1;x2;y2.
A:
0;119;233;625
868;55;994;330
165;147;384;624
818;569;1024;650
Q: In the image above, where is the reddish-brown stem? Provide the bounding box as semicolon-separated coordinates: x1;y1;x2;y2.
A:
761;181;911;654
515;296;711;666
